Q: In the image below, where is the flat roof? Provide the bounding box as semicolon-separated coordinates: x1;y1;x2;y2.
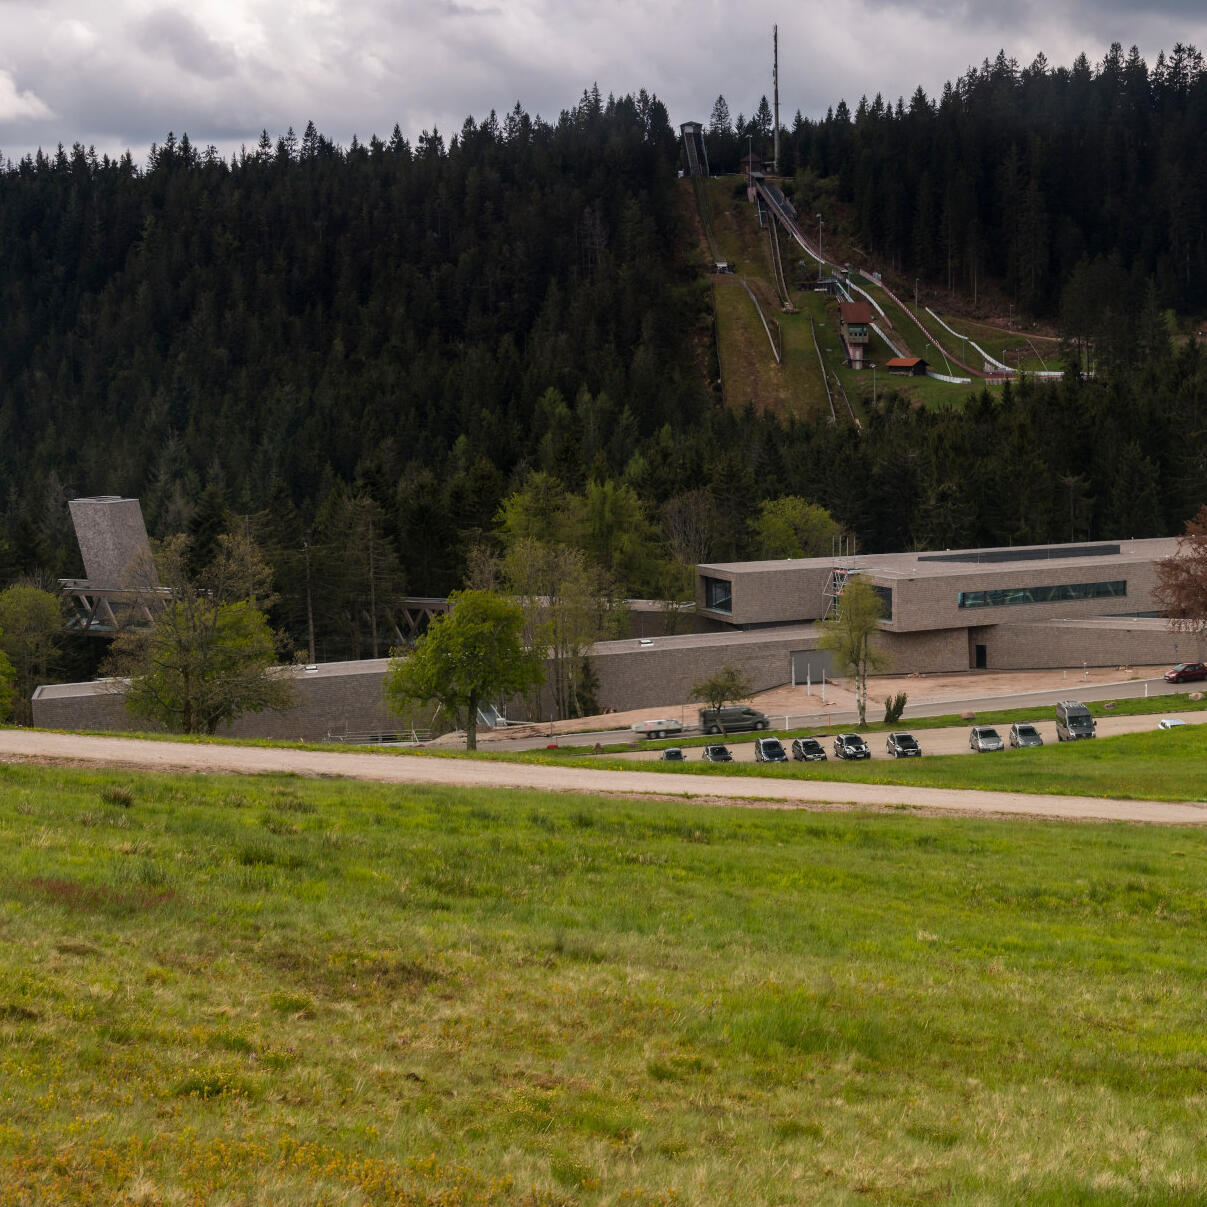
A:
34;657;392;700
700;538;1179;583
590;623;822;658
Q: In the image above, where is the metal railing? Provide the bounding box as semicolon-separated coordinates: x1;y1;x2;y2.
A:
326;728;432;745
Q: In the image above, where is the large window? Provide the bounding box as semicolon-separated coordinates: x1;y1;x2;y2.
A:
703;576;732;613
957;580;1126;609
870;584;893;620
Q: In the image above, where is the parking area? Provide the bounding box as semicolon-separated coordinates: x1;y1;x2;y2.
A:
618;710;1206;763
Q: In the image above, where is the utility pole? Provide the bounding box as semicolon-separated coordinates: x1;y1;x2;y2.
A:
772;25;780;175
302;539;316;664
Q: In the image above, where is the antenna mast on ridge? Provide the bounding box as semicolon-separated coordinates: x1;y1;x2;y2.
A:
772;24;780;174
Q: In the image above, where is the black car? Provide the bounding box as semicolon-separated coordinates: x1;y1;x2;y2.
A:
885;732;921;757
660;747;686;762
701;744;733;762
754;737;788;763
834;733;871;760
791;737;828;761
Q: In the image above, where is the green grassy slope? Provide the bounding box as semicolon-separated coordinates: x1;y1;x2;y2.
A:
697;178;989;416
5;762;1207;1203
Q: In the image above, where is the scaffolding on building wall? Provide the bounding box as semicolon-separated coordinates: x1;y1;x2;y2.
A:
823;535;857;619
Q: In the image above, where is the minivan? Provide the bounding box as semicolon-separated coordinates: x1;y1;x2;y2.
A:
1055;700;1096;741
698;706;770;734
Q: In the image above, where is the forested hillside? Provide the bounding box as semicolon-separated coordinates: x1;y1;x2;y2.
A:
709;43;1207;326
0;88;707;651
1;58;1207;666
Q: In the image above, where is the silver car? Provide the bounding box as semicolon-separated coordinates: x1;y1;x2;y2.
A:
969;726;1004;752
1008;722;1043;748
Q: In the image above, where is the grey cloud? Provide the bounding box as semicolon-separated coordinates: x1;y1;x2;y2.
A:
135;8;237;79
1;0;1207;162
440;1;504;17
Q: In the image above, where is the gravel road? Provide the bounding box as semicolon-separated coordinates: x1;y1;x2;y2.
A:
1;729;1204;826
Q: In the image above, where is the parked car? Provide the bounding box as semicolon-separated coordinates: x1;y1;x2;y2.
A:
702;744;733;762
969;726;1004;752
791;737;828;761
1055;700;1096;741
698;706;770;734
885;732;921;757
754;736;788;762
1164;662;1207;683
1158;718;1188;730
660;747;687;761
834;733;871;760
630;718;684;739
1008;722;1044;748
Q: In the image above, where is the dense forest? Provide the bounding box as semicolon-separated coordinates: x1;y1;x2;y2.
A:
708;42;1207;322
1;56;1206;665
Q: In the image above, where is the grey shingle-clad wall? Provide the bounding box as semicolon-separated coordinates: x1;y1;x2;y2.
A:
33;661;401;741
983;619;1190;669
696;563;831;626
698;540;1177;635
68;497;157;589
873;559;1163;633
27;617;1185;740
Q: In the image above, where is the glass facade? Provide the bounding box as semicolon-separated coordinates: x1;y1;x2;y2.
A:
870;584;893;620
957;580;1126;609
703;576;732;613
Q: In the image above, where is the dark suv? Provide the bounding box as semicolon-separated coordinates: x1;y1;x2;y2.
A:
885;732;921;757
834;733;871;760
754;737;788;763
791;737;827;761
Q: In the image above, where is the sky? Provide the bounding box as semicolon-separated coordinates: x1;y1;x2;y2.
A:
1;0;1206;162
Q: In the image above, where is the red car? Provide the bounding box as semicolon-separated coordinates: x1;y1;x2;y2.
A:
1165;662;1207;683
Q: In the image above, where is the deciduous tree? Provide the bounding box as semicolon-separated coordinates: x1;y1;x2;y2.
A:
0;640;14;722
817;576;890;726
754;497;842;559
104;533;293;735
1154;506;1207;644
691;665;753;736
0;583;63;724
500;539;618;721
383;589;544;750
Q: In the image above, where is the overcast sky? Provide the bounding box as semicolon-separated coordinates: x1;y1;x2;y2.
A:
1;0;1205;162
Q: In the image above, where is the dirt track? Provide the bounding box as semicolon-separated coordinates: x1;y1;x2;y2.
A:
2;729;1205;826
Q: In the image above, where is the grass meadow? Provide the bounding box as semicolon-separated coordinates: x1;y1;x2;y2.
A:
4;761;1207;1203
